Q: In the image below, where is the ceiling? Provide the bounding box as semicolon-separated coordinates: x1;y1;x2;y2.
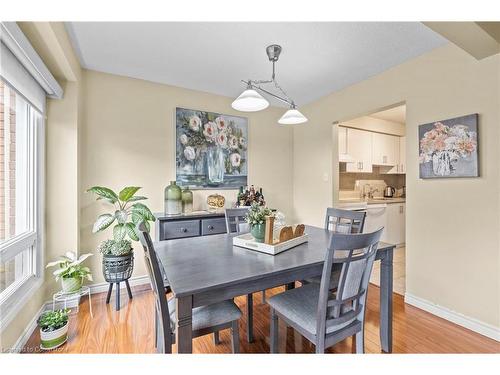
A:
370;105;406;124
66;22;447;106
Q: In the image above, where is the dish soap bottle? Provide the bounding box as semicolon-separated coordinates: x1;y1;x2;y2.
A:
164;181;182;215
181;186;193;214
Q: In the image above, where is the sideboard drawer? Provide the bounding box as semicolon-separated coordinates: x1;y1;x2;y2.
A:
161;220;200;240
201;218;227;236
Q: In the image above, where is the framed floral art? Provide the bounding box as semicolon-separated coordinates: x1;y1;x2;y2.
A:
175;107;248;189
419;114;478;178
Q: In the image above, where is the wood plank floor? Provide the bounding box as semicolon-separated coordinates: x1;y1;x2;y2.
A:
23;284;499;354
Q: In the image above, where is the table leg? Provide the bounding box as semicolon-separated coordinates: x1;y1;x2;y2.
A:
379;248;393;353
176;295;193;353
246;293;254;343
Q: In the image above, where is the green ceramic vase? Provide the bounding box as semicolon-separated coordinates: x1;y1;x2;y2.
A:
181;186;193;214
251;223;266;243
164;181;182;215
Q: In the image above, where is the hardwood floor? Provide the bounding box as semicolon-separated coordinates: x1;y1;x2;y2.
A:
23;283;499;354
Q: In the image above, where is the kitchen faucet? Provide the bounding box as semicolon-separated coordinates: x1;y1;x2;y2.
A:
362;184;379;199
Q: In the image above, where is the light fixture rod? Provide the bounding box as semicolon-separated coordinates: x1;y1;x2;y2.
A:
241;80;293;107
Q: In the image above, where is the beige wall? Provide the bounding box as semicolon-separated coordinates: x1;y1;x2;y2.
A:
293;44;500;329
80;70;294;284
341;115;405;136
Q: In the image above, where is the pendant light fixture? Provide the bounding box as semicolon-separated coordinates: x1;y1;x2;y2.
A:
232;44;308;125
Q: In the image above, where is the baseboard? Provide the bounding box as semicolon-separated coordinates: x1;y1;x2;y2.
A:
88;275;150;294
404;293;500;342
10;275;151;353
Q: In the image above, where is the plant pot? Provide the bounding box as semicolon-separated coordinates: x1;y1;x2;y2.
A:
61;277;83;293
251;223;266;243
102;253;134;283
40;322;69;350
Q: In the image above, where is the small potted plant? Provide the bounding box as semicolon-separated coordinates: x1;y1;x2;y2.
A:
87;186;155;283
245;203;273;243
37;308;70;350
46;252;93;293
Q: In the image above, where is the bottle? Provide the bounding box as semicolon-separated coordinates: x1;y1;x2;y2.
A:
181;186;193;214
164;181;182;215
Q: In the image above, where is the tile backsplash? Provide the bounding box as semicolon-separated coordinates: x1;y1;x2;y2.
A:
339;166;406;190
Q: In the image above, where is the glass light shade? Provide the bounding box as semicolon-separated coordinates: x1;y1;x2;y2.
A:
278;108;308;125
231;89;269;112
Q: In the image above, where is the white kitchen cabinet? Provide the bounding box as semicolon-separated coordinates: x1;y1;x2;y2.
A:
399;136;406;174
372;132;398;166
344;128;373;173
385;203;405;246
338;126;350;162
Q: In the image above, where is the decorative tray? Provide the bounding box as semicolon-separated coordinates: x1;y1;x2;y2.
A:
233;232;308;256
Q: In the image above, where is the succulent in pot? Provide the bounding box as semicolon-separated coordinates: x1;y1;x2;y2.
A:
37;309;70;350
245;203;273;243
46;251;93;293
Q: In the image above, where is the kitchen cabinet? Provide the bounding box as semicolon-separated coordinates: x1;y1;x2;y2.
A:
385;203;405;246
344;128;373;173
386;136;406;174
372;132;398;166
338;126;351;162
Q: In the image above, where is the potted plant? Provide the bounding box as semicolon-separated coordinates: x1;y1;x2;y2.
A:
245;203;273;243
87;186;155;283
46;251;93;293
37;308;70;350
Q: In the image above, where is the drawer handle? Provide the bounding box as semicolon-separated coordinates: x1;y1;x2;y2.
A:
208;225;214;230
180;228;188;233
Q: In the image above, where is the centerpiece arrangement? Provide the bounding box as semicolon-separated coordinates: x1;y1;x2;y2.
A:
87;186;156;310
244;203;274;243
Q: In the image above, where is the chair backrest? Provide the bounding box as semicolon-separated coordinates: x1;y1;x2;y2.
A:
324;207;366;234
315;228;383;339
225;207;250;234
137;222;172;353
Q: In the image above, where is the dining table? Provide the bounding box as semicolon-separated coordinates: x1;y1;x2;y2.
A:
154;224;395;353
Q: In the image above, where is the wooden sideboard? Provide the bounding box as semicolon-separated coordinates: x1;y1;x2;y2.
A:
155;211;227;241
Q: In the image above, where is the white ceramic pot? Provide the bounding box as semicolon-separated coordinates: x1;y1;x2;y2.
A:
61;277;82;293
40;323;69;350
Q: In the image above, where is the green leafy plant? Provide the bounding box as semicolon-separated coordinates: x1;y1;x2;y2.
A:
46;251;93;282
245;203;273;226
98;239;133;256
38;309;70;332
87;186;155;241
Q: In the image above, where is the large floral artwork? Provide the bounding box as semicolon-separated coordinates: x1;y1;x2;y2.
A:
419;114;478;178
175;107;248;188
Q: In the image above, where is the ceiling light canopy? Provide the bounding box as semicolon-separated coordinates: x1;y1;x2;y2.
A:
232;44;307;125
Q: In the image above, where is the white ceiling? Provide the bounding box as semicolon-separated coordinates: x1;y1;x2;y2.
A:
66;22;447;106
370;105;406;124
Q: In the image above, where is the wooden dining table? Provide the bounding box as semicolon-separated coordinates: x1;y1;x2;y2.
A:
154;225;395;353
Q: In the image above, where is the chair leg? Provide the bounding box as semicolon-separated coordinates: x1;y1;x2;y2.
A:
213;331;220;345
261;290;266;304
246;293;254;343
315;339;325;354
154;309;158;349
270;308;278;353
231;321;240;354
105;283;113;304
355;330;364;354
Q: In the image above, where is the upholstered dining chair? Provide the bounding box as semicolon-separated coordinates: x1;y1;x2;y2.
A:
138;223;242;353
224;207;267;343
303;208;367;288
268;228;384;354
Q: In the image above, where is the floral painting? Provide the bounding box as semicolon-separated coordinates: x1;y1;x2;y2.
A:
419;114;478;178
175;107;248;188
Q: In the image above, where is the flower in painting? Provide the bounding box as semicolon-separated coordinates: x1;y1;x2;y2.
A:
216;132;228;148
239;137;246;148
189;116;201;132
184;146;196;161
179;134;188;145
203;122;217;141
215;117;228;132
228;135;239;150
230;153;241;167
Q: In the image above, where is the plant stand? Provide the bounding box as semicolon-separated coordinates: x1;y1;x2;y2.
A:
105;280;133;311
52;286;93;318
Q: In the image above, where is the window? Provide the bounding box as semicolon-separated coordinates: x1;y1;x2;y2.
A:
0;78;43;328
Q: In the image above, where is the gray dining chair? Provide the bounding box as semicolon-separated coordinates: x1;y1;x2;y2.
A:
138;223;242;353
303;208;367;288
225;207;267;343
268;228;383;354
